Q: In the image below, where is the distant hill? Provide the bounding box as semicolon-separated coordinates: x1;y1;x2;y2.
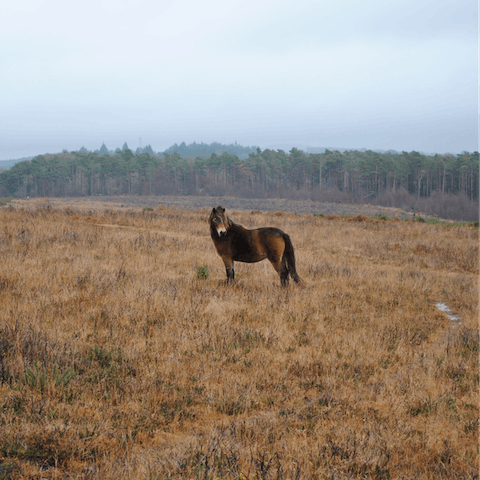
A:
0;156;35;171
163;141;258;159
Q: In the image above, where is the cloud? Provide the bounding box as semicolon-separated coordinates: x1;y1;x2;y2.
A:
213;0;476;53
0;0;477;159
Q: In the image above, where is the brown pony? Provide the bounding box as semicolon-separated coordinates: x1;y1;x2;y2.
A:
208;206;303;287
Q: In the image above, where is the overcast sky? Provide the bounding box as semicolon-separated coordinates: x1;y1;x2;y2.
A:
1;0;477;160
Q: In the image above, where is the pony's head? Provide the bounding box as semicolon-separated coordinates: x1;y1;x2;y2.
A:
209;206;230;237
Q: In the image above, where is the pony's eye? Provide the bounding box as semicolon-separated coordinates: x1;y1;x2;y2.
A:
213;218;217;223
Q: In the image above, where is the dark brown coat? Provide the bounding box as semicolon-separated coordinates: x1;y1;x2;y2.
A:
209;206;303;286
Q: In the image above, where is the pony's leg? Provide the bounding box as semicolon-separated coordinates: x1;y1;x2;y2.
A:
222;257;235;283
268;257;289;287
265;237;290;287
278;258;289;287
280;264;289;287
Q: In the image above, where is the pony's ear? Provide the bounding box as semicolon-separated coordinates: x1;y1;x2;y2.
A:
212;207;216;214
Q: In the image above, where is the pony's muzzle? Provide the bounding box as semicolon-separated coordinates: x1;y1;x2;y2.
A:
217;227;227;237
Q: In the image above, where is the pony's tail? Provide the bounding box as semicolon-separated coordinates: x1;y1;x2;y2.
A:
283;233;304;286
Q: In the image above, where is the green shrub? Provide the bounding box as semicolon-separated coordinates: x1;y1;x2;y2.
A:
196;263;209;280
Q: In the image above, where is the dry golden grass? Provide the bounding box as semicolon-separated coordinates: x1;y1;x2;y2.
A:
0;199;478;479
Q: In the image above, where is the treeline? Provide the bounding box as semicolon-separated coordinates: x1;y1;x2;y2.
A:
0;147;478;220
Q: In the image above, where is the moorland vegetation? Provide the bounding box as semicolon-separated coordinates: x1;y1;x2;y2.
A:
0;200;478;478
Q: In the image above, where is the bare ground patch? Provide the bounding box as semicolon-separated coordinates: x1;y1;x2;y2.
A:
10;194;435;220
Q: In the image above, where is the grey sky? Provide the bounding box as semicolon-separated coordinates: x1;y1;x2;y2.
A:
1;0;477;160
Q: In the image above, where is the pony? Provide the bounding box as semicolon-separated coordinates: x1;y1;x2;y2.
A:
208;206;303;287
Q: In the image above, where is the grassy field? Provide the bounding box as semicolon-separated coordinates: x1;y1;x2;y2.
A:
0;198;478;479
